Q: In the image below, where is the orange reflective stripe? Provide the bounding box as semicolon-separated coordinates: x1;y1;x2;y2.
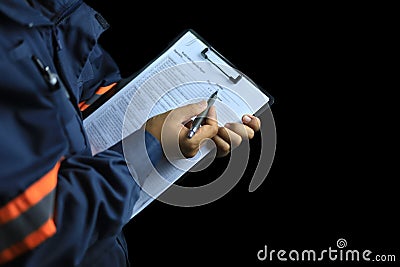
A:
95;82;116;95
0;218;56;264
78;101;86;109
79;103;90;111
0;161;60;264
78;83;116;112
0;162;60;224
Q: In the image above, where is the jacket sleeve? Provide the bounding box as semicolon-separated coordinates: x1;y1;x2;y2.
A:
52;134;161;266
0;40;163;267
0;129;162;267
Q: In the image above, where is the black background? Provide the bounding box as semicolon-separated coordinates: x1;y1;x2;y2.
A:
86;1;397;266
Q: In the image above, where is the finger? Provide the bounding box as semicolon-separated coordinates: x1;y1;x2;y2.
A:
172;100;207;122
204;105;218;128
178;123;218;158
242;114;261;132
180;105;218;142
225;122;254;140
182;104;217;129
184;120;193;129
186;123;218;144
212;135;231;158
217;126;243;149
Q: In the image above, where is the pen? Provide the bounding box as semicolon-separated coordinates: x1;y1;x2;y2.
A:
187;90;218;139
31;55;70;99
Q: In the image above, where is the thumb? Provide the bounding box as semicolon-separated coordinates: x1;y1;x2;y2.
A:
172;100;207;122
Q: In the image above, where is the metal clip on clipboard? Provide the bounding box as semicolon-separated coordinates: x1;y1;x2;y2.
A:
201;47;242;84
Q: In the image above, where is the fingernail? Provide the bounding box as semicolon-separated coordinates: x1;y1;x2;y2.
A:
243;115;251;123
224;123;231;129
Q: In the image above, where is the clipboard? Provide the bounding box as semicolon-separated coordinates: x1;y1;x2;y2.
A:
82;29;275;217
82;29;274;119
192;29;275;113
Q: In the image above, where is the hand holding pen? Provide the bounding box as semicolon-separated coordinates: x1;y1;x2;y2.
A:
145;94;219;158
187;90;218;139
145;89;260;159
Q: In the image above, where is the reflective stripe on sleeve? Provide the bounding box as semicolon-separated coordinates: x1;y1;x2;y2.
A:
79;83;116;111
0;161;60;264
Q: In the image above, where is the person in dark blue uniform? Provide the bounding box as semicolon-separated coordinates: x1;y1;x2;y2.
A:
0;1;261;266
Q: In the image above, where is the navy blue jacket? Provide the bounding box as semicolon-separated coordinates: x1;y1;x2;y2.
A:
0;1;161;266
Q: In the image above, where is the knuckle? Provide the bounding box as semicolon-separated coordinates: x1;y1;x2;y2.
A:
211;125;219;136
248;129;255;139
234;135;243;147
221;142;230;153
256;118;261;128
189;142;198;151
185;150;197;158
252;121;261;132
218;126;227;136
193;143;200;151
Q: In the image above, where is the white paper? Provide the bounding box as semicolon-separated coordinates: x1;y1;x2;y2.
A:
82;30;270;218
